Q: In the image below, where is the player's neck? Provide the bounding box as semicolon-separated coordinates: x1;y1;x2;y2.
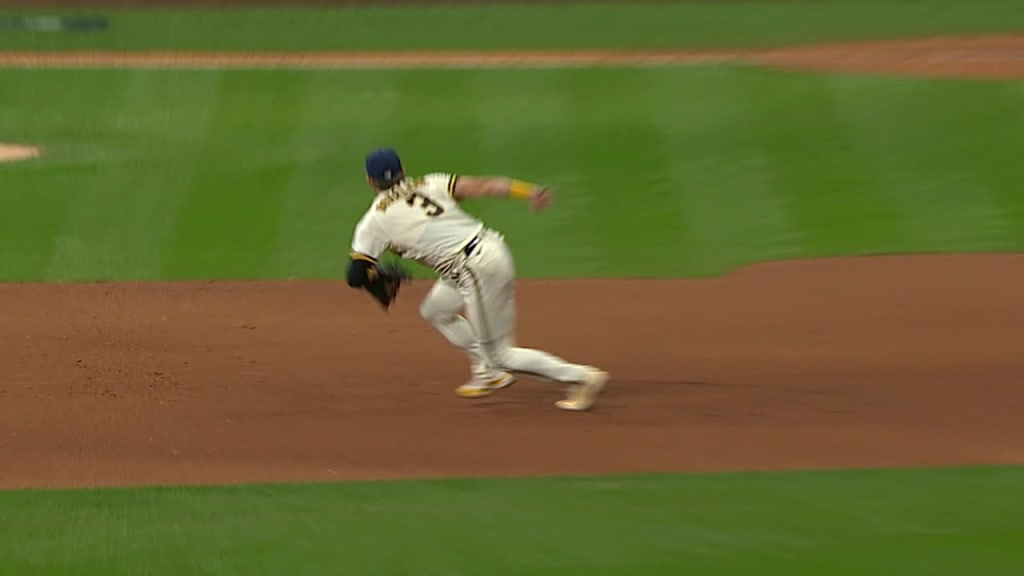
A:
376;178;408;194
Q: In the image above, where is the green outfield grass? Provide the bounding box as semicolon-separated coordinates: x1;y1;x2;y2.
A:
0;466;1022;575
2;1;1024;52
2;66;1023;281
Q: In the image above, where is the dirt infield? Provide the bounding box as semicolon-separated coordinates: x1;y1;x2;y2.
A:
2;255;1024;489
3;36;1024;78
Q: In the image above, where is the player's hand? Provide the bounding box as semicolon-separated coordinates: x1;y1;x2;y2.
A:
529;186;554;212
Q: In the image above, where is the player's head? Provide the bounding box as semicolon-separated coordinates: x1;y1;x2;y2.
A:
365;147;404;191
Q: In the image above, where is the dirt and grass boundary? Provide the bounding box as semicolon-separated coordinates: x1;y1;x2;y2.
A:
2;7;1023;489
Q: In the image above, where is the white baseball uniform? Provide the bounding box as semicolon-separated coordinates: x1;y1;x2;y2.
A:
349;173;591;384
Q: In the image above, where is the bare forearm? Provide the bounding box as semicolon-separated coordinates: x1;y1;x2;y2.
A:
453;176;538;201
481;177;516;198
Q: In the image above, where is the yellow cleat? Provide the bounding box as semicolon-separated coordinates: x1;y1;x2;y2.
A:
456;372;516;398
556;369;609;411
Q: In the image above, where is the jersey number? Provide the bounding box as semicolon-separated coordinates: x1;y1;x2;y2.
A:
406;192;445;217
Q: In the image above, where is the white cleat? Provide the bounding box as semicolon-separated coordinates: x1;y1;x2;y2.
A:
556;369;609;412
456;372;516;398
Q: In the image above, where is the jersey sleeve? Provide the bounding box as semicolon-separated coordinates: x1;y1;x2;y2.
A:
421;172;459;199
349;212;387;263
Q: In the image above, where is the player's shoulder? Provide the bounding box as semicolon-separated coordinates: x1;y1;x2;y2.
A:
413;172;458;197
419;172;455;185
356;197;383;226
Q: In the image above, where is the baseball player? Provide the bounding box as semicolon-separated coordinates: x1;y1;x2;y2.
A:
345;148;608;411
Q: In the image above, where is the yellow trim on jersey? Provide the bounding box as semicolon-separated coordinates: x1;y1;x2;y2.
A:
350;252;378;264
447;174;459;197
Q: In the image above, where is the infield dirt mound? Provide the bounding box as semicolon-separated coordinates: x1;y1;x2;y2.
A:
2;254;1023;489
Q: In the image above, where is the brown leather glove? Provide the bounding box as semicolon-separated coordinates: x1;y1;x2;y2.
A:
365;261;411;311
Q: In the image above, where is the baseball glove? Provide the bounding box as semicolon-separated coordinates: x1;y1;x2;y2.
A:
365;261;411;311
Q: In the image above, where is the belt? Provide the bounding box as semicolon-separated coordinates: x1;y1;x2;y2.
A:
462;234;481;256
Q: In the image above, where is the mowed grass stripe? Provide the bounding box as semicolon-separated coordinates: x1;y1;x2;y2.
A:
264;71;374;280
831;77;1017;253
463;70;604;279
0;168;66;282
44;71;225;281
564;69;691;278
994;82;1024;244
739;68;905;259
910;80;1024;247
42;71;148;281
3;66;1024;282
0;71;113;281
655;67;801;276
161;72;312;280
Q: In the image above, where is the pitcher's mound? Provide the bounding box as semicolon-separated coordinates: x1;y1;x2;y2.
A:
0;143;41;163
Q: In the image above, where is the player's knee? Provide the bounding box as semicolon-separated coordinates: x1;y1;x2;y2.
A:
420;299;454;324
419;299;437;322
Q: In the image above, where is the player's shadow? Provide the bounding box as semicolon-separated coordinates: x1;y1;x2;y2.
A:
460;376;743;420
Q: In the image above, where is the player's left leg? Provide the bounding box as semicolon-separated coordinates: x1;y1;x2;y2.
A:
419;278;513;395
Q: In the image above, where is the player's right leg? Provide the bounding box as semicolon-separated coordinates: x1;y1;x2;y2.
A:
459;236;608;410
419;278;514;396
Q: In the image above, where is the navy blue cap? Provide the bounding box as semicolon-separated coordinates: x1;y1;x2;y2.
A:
365;147;403;183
